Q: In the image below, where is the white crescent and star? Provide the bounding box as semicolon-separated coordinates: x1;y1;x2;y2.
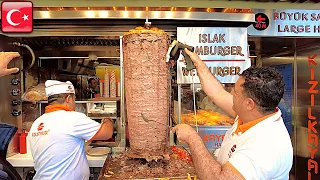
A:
6;9;29;26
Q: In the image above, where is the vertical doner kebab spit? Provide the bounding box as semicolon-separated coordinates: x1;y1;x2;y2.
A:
123;25;195;161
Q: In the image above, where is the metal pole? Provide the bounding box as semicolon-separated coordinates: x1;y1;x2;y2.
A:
255;37;262;67
178;84;182;124
293;38;297;180
119;36;126;148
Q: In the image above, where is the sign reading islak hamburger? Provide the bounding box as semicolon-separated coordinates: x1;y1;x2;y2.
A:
177;27;250;84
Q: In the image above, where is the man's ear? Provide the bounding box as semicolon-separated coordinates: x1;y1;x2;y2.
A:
65;95;73;103
246;98;256;111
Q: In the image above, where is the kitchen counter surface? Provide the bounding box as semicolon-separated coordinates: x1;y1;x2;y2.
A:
7;153;107;167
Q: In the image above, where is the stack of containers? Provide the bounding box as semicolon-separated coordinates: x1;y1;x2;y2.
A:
99;80;104;97
104;67;110;97
95;65;120;97
110;70;117;97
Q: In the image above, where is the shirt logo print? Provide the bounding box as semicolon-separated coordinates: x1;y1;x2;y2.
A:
37;122;44;131
228;144;237;158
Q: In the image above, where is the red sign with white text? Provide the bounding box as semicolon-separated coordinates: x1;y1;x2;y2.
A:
1;1;33;33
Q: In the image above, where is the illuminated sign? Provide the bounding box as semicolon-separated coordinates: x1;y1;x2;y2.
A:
177;27;250;84
253;13;270;31
248;9;320;37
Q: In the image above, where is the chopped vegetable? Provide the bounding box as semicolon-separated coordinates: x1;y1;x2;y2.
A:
170;146;192;164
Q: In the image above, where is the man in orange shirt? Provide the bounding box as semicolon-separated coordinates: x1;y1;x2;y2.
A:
173;49;293;180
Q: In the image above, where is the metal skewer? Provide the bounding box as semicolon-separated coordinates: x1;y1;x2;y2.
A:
141;112;170;127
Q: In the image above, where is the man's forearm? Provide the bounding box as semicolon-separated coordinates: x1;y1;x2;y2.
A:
188;134;224;180
188;135;239;180
102;123;114;139
94;122;114;140
197;64;225;100
196;64;236;117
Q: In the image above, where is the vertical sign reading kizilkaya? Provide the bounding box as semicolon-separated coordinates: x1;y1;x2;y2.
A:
308;54;318;180
177;27;250;84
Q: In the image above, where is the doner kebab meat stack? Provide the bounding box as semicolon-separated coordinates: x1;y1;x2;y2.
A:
123;26;170;159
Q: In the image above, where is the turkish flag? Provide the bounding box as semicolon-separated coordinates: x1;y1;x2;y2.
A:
1;1;33;33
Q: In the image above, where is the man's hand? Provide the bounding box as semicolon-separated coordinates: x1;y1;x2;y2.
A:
0;52;20;77
184;48;207;71
172;124;199;145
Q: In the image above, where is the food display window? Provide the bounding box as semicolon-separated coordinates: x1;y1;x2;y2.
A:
174;83;235;151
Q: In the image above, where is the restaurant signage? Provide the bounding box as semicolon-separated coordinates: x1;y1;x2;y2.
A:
248;9;320;37
177;27;250;84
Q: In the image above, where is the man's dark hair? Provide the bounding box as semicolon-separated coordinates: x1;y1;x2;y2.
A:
88;78;96;85
240;66;285;113
48;93;74;105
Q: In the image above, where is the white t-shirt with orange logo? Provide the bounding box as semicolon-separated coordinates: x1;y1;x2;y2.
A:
29;110;101;180
217;109;293;180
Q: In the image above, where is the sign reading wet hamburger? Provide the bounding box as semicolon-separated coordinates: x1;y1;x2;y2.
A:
177;27;250;84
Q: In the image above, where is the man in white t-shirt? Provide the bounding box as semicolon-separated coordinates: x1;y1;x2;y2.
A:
173;49;293;180
29;80;114;180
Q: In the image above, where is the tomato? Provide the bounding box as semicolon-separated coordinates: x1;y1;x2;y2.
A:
170;146;192;164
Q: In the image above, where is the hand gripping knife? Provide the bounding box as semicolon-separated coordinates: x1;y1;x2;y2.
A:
166;40;196;71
